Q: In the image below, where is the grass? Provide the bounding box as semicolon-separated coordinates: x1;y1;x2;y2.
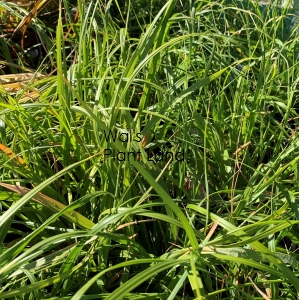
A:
1;0;299;298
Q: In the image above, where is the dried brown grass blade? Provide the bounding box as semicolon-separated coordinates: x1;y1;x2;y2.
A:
0;183;95;229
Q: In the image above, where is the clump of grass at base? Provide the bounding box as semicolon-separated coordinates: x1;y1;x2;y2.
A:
1;0;299;299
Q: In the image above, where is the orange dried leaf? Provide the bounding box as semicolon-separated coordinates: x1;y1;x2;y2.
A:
0;143;28;168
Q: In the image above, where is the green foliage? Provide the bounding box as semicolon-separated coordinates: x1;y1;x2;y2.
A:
1;0;299;298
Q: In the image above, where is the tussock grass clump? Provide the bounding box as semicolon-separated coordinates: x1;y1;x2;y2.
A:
1;0;299;298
